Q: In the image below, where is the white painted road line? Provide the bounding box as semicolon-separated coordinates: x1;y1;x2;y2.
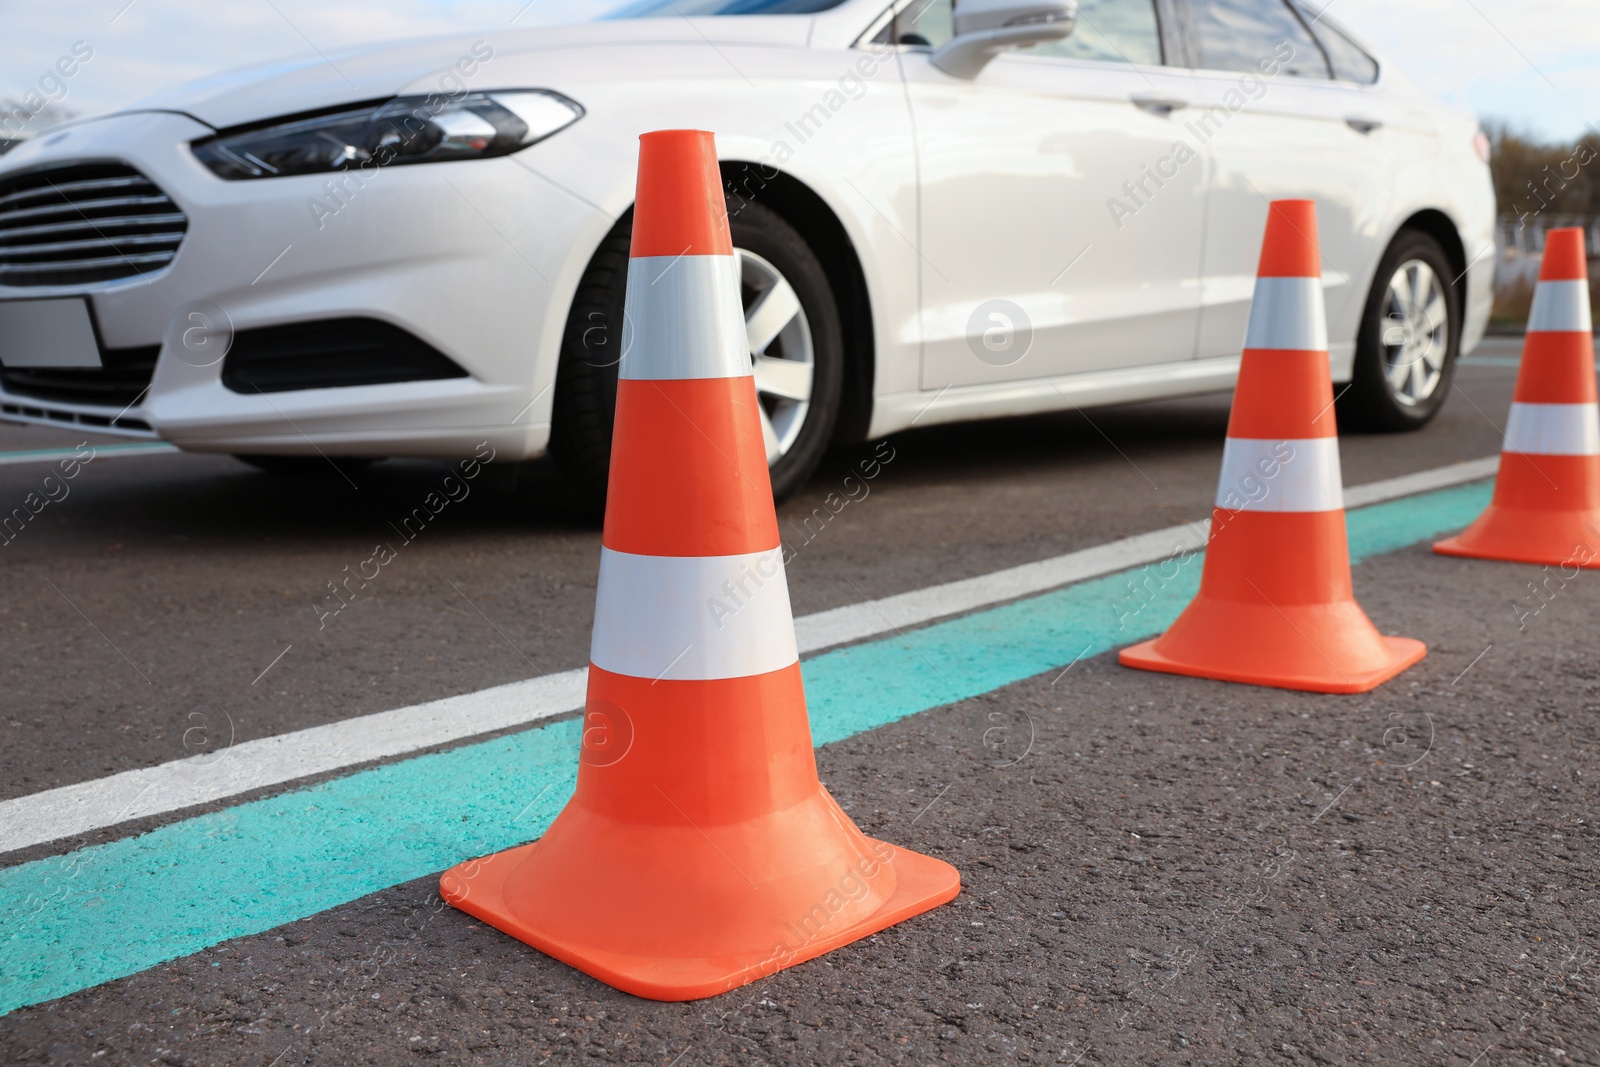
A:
793;519;1210;653
0;443;178;467
0;671;590;856
0;455;1500;856
1340;456;1497;508
797;455;1499;652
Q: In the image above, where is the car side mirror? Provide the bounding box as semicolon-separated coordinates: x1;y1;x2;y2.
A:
930;0;1078;78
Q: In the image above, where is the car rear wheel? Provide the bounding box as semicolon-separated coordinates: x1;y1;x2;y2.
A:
1336;229;1461;432
548;199;844;507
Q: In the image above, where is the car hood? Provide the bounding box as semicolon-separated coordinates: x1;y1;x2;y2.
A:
124;17;816;131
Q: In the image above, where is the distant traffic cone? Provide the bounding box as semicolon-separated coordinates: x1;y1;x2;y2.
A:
439;130;959;1001
1434;228;1600;567
1119;200;1426;693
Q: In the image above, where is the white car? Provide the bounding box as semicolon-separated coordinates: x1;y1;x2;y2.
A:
0;0;1493;499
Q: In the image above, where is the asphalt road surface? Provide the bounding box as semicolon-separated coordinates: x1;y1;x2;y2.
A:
3;337;1597;1065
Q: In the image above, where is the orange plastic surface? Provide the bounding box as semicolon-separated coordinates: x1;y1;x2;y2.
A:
443;128;958;999
602;376;778;557
629;130;734;258
1436;229;1600;566
440;664;960;1000
1227;349;1337;439
1122;198;1425;693
1538;227;1588;281
1514;332;1600;403
1434;455;1600;566
1121;508;1424;693
1254;199;1320;278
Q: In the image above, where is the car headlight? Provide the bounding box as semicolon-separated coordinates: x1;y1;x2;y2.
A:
191;90;584;180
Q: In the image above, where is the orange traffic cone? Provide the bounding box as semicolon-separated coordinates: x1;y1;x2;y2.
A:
439;130;959;1001
1119;200;1426;693
1434;228;1600;567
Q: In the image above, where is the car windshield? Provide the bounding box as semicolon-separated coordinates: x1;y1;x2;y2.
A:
608;0;850;15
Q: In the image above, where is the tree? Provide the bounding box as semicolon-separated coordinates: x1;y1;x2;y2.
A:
1486;119;1600;222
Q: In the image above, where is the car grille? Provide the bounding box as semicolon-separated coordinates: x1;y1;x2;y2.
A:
0;163;188;287
0;345;158;410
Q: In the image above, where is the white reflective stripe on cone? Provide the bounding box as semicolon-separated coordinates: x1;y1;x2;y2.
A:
1503;402;1600;456
1244;276;1328;352
590;546;799;681
1527;280;1595;334
1215;436;1344;512
621;255;749;381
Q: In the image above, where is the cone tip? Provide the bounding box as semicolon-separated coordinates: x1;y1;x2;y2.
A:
1539;227;1590;281
1256;199;1321;278
631;129;733;259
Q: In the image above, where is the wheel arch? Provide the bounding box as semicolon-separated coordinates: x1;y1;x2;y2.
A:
1391;208;1467;308
1333;208;1467;432
720;161;876;445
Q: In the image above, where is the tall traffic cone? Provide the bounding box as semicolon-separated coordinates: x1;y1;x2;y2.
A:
439;130;959;1000
1119;200;1426;693
1434;228;1600;567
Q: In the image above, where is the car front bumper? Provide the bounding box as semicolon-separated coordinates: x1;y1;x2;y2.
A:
0;110;609;459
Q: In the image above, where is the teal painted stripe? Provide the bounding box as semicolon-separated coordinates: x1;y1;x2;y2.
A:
0;443;169;458
1344;481;1490;561
0;479;1492;1015
0;442;176;467
810;479;1493;745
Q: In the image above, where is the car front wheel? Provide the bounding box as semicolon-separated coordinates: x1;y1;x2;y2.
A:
1336;229;1462;432
549;198;843;505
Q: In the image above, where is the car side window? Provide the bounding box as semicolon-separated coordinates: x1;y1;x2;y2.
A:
888;0;955;48
1304;13;1378;83
1024;0;1163;65
1188;0;1331;78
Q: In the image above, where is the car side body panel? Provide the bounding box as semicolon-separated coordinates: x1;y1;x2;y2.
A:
0;2;1496;460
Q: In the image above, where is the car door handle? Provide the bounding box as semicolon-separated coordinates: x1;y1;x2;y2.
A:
1345;115;1384;134
1131;94;1189;115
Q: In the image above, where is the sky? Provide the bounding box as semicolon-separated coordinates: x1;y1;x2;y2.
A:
1328;0;1598;144
2;0;1597;146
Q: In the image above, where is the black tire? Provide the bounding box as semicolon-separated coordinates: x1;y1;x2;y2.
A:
233;454;376;477
1336;228;1462;432
548;199;845;505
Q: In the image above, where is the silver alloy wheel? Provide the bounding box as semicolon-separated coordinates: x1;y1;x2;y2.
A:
1379;258;1449;407
737;248;814;464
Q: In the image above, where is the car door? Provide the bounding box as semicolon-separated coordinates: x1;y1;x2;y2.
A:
893;0;1207;390
1177;0;1399;371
